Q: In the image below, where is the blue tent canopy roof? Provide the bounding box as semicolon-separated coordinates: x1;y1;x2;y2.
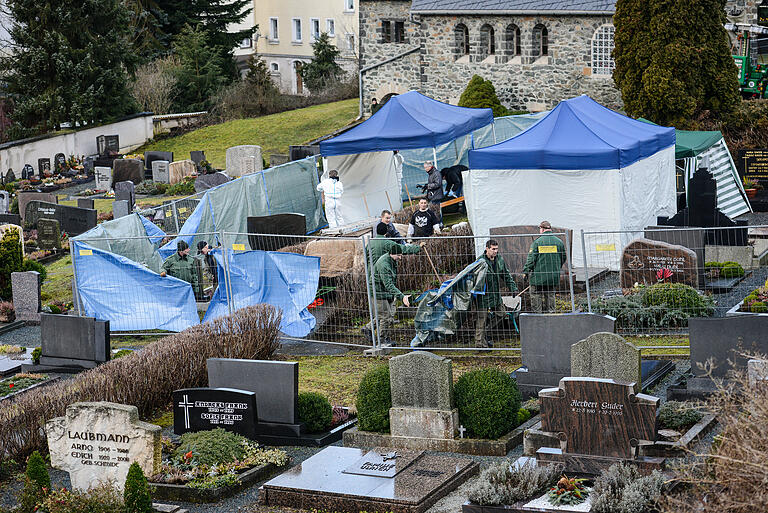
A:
319;91;494;156
468;95;675;170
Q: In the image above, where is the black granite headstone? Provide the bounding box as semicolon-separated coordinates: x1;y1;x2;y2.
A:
54;153;67;174
5;169;15;183
22;164;34;180
194;172;229;192
173;387;258;438
144;151;174;174
83;156;95;175
190;150;206;165
97;135;119;156
24;201;97;235
39;314;110;369
247;214;306;251
38;218;62;250
112;159;143;187
114;181;135;207
0;213;21;226
38;158;51;175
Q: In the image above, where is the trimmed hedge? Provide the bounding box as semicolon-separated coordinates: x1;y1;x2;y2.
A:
454;368;521;439
356;364;391;433
297;392;333;433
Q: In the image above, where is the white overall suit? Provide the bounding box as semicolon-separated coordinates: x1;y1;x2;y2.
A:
317;177;344;228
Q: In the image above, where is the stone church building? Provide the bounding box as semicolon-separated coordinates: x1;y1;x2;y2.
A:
359;0;761;113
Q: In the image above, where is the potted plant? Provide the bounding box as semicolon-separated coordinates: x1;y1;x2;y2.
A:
743;177;761;199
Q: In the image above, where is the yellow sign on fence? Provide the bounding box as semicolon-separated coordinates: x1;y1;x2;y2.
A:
79;249;93;256
178;207;188;214
232;243;246;251
538;245;558;254
595;244;616;252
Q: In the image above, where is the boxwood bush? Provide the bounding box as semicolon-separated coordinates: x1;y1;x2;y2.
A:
454;368;521;439
297;391;332;433
356;364;391;433
174;428;249;466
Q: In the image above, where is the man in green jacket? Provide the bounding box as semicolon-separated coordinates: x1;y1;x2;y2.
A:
366;222;421;270
160;240;200;294
475;239;518;347
523;221;566;313
364;244;412;345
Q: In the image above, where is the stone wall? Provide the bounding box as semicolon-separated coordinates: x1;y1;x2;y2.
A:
360;0;623;112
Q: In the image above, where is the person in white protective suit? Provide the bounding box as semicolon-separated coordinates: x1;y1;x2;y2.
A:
317;169;345;228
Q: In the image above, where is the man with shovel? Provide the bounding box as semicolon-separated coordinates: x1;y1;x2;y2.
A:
475;239;518;348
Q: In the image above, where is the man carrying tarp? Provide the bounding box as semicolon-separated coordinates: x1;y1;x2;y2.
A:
474;239;517;347
160;240;200;293
364;245;412;345
523;221;566;313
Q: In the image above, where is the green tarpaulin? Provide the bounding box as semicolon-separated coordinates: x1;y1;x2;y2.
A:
638;118;723;159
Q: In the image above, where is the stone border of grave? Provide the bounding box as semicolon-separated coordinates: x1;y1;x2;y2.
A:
0;375;60;402
150;461;281;503
462;490;596;513
726;299;768;317
342;413;541;457
640;413;717;458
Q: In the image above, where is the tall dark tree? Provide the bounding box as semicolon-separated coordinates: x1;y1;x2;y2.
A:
613;0;739;127
0;0;139;135
172;25;226;112
300;33;345;93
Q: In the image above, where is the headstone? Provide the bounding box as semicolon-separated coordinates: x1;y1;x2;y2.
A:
620;237;698;288
112;159;143;186
24;201;96;235
96;134;120;156
21;164;34;180
169;160;196;184
151;160;170;184
54;153;67;173
194;172;229;192
516;313;616;398
270;154;290;167
0;215;21;229
78;198;95;210
571;332;642;391
38;218;62;250
748;359;768;387
688;317;768;391
144;151;173;173
114;181;135;207
226;145;263;178
11;271;41;322
94;166;113;191
388;351;459;439
536;377;662;474
247;214;307;251
207;358;301;434
190;150;206;165
38;158;51;176
289;144;320;161
83;156;95;175
0;190;9;213
173;387;258;438
46;402;161;492
5;169;15;183
112;200;130;219
18;191;57;222
39;313;109;369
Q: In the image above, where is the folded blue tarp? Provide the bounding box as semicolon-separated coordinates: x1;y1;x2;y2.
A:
203;250;320;337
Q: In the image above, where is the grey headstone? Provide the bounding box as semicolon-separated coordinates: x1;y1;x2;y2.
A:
114;181;135;207
194;172;229;192
113;199;130;219
0;213;21;226
38;218;62;250
517;313;616;397
270;154;290;167
190;151;206;165
40;313;109;368
145;151;173;172
748;359;768;387
94;166;113;191
571;332;642;389
207;358;299;424
151;160;170;184
226;145;263;177
18;191;57;222
112;159;143;186
0;190;9;213
4;169;15;183
77;198;94;210
389;351;453;410
24;201;96;235
83;156;95;175
689;317;768;383
11;271;41;322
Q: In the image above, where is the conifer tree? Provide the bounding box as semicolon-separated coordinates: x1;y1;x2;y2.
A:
300;33;345;93
172;25;227;112
124;462;152;513
458;75;509;117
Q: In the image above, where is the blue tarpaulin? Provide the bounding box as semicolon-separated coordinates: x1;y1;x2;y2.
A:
319;91;494;156
203;250;320;337
468;95;676;170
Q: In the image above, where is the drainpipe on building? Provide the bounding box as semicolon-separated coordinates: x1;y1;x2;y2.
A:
358;46;421;118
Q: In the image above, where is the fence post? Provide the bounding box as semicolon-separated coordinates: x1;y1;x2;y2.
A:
565;231;576;313
71;243;82;316
368;236;381;349
221;232;234;317
360;235;376;349
171;202;180;234
580;230;592;313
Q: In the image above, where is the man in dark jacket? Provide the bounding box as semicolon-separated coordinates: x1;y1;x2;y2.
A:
363;245;412;345
422;161;444;204
475;239;518;347
160;240;199;293
523;221;567;313
441;164;466;198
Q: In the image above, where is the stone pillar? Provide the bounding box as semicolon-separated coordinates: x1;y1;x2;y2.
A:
12;271;41;323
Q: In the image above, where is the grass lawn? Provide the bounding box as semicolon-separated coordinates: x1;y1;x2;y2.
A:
136;99;359;169
41;255;73;305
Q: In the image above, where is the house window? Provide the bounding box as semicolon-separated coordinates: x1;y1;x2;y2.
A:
270;62;279;72
269;17;279;41
505;24;521;57
240;37;252;48
292;18;302;42
344;0;354;11
455;23;469;58
346;33;355;52
326;18;335;36
480;24;495;59
381;20;405;43
311;18;320;41
591;25;615;75
532;24;548;57
382;20;391;42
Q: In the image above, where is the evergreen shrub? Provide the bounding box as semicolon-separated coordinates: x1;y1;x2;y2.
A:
356;364;391;433
173;428;248;466
297;391;332;433
454;368;521;439
124;462;152;513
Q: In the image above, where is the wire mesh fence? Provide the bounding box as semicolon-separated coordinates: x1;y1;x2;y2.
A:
580;225;768;336
138;191;206;234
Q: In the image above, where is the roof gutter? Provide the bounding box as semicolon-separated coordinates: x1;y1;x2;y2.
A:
358;45;421;118
410;9;614;15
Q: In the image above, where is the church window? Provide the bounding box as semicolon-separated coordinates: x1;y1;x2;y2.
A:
455;23;470;58
480;24;495;60
591;25;615;75
505;24;521;57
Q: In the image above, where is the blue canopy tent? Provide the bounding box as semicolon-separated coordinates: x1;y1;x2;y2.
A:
465;95;678;268
318;91;494;223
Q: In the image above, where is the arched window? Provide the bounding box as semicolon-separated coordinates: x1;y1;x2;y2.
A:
479;24;495;60
532;24;548;57
505;24;521;58
591;25;615;75
454;23;470;58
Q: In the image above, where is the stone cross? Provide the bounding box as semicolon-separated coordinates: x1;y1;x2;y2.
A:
571;332;641;391
46;402;161;492
458;425;466;439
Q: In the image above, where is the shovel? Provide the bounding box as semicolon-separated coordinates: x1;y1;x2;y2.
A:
502;285;530;311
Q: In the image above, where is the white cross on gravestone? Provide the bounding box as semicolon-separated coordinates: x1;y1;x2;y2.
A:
458;425;466;438
178;394;194;429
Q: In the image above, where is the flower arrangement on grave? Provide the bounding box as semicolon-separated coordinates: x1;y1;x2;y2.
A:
42;301;73;314
546;475;590;506
656;267;673;283
743;177;763;190
123;154;143;161
0;373;47;398
739;278;768;313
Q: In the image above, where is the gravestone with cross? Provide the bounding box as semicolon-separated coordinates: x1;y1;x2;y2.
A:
22;164;34;180
94;166;112;191
54;153;67;174
172;387;258;439
536;377;663;474
38;158;51;176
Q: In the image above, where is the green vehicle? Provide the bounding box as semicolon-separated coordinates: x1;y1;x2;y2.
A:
733;29;768;98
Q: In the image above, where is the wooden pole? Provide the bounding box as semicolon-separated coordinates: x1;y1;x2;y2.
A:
384;190;393;212
362;194;371;217
422;244;441;283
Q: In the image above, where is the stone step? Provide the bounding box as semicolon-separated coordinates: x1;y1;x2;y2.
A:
153;503;187;513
